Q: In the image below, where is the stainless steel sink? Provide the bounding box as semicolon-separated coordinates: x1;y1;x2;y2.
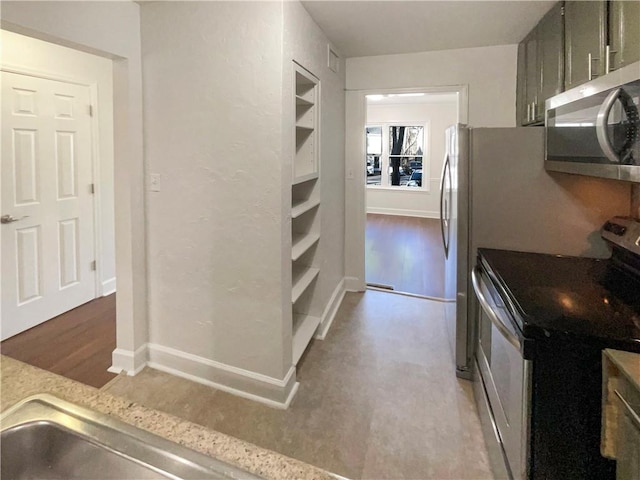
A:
0;394;263;479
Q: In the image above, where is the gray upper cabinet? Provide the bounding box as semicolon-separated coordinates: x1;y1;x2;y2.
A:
538;2;564;109
516;1;564;125
524;31;540;124
609;0;640;71
564;0;607;89
516;0;638;126
516;42;527;126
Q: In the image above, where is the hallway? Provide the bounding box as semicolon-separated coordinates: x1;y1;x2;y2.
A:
366;214;446;298
102;290;491;479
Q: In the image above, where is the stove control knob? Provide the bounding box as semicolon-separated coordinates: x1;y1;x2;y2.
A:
603;221;627;236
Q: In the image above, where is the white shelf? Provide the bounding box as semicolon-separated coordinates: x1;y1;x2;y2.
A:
294;64;318;185
296;118;314;130
292;198;320;219
292;314;320;364
292;172;319;185
296;95;314;107
291;266;319;304
292;231;320;261
296;103;315;129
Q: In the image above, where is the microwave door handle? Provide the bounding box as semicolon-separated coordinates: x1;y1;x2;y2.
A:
471;267;521;350
596;88;622;163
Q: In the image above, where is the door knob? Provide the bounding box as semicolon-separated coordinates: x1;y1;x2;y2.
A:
1;214;28;224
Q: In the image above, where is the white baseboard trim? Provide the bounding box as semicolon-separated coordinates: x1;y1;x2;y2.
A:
146;343;298;409
367;207;439;219
101;277;116;296
345;276;366;292
315;278;346;340
108;344;147;376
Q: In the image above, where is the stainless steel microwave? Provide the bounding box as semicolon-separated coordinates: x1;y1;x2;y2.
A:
545;61;640;183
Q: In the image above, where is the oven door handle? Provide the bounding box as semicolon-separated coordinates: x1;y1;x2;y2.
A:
472;266;521;351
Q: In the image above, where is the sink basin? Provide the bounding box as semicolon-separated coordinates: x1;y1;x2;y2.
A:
1;394;262;479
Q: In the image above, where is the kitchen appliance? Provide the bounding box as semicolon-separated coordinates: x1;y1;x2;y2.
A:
440;125;630;380
472;217;640;479
545;61;640;183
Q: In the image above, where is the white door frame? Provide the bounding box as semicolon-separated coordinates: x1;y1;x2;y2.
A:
344;85;469;291
0;16;148;375
1;64;106;299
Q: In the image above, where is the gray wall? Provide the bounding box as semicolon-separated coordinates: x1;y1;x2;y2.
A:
141;2;288;379
471;128;632;258
347;44;519;128
282;2;347;336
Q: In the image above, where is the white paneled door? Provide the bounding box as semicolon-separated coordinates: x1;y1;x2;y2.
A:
1;71;96;340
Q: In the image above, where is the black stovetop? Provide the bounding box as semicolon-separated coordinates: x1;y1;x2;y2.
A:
478;248;640;352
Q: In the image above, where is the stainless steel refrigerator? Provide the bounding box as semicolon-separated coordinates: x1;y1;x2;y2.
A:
440;124;631;379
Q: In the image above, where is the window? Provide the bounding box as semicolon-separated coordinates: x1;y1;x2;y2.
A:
366;126;382;183
366;124;426;189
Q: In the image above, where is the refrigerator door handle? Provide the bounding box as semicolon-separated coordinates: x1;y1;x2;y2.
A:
440;155;450;258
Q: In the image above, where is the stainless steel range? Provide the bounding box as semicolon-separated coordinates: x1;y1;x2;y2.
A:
472;217;640;480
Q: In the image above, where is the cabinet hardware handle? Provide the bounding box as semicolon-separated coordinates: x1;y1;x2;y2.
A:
588;53;600;80
526;103;531;123
605;45;610;74
607;45;618;72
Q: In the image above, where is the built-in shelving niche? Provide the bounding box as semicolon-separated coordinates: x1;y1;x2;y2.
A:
290;62;320;365
291;177;320;365
293;66;318;183
291;244;320;365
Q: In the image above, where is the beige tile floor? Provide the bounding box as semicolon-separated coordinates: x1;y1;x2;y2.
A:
102;290;493;479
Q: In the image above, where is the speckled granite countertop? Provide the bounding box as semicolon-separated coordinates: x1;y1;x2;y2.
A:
0;356;337;480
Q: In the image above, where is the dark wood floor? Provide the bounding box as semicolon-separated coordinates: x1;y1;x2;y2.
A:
366;214;445;298
1;294;117;388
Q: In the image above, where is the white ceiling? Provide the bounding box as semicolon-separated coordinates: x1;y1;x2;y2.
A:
300;1;557;58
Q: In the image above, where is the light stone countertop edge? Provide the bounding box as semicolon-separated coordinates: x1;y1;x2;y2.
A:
605;348;640;392
0;356;337;480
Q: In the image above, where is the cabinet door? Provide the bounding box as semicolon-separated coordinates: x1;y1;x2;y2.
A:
609;0;640;72
516;42;528;126
564;0;606;90
524;31;539;124
536;2;564;122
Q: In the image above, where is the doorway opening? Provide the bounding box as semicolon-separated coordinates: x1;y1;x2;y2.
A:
0;30;117;388
363;90;460;298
